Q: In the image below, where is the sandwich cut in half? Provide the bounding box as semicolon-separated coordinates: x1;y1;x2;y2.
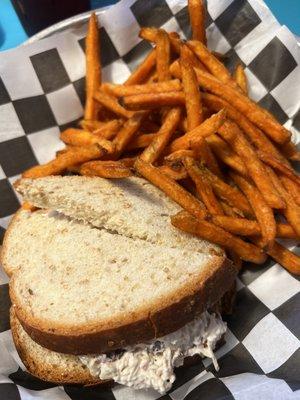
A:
2;176;237;393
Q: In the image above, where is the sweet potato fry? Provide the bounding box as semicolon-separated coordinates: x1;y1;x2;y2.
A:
85;13;101;120
22;145;104;178
94;90;134;119
183;157;223;215
231;172;276;250
205;168;253;217
139;27;182;54
281;140;300;161
127;133;157;151
276;223;299;239
79;119;105;131
140;107;181;163
103;80;181;97
119;157;136;168
124;49;156;85
169;109;226;152
211;216;298;239
121;91;185;110
211;215;259;236
195;68;291;144
202;93;288;162
192;136;223;178
113;111;147;158
80;160;132;178
280;176;300;207
220;201;244;218
188;41;237;87
206;134;248;176
233;64;248;94
158;165;188;180
165;149;196;163
188;0;206;44
92;119;123;139
134;158;207;219
171;211;266;264
266;166;300;237
257;150;300;187
253;239;300;275
219;121;285;209
181;47;203;128
60;129;115;153
156;29;171;82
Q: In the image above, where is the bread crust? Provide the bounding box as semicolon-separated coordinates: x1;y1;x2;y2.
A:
11;257;236;355
10;308;102;386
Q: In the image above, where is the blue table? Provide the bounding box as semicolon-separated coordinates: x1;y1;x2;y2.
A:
0;0;299;51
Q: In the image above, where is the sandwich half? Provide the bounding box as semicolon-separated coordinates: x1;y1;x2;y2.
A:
2;176;237;393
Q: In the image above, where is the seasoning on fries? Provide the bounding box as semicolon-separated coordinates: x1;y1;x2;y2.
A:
21;6;300;275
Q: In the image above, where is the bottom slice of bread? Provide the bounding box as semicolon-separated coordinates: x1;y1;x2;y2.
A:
10;308;102;386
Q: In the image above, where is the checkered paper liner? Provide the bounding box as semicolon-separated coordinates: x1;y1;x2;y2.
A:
0;0;299;399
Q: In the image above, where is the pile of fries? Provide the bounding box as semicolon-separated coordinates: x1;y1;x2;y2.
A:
23;0;300;275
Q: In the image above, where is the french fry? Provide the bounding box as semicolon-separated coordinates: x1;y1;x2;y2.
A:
22;145;105;178
205;168;253;217
165;149;196;163
121;91;185;110
220;200;244;218
80;160;132;178
171;211;266;264
181;47;203;129
211;216;298;239
280;176;300;207
112;111;147;158
183;157;223;215
139;27;182;54
156;29;171;82
202;93;288;162
211;215;259;236
102;80;181;97
206;134;248;176
158;165;188;180
257;150;300;187
169;109;226;152
124;49;156;85
188;41;237;87
60;129;115;153
192;136;223;178
140;107;181;163
276;223;299;239
188;0;206;44
219;120;285;209
85;13;101;120
170;59;182;80
79;119;106;131
233;64;248;94
231;172;276;250
281;140;300;161
195;68;291;144
253;239;300;275
135;158;207;219
92;119;123;139
94;90;134;119
127;133;157;151
266;166;300;237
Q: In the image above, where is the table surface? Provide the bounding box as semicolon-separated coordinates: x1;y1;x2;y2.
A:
0;0;299;51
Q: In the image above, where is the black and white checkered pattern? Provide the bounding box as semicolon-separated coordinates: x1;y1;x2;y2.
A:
0;0;299;399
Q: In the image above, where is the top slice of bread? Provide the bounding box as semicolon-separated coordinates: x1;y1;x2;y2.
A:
15;176;222;257
4;209;235;355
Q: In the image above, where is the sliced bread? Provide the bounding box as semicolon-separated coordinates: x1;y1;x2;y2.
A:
10;308;102;385
15;176;222;256
5;209;235;355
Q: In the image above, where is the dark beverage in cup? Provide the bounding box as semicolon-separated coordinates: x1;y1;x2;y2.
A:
11;0;91;36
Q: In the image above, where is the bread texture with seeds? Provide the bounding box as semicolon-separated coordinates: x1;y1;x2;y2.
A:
15;176;222;255
5;209;235;355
